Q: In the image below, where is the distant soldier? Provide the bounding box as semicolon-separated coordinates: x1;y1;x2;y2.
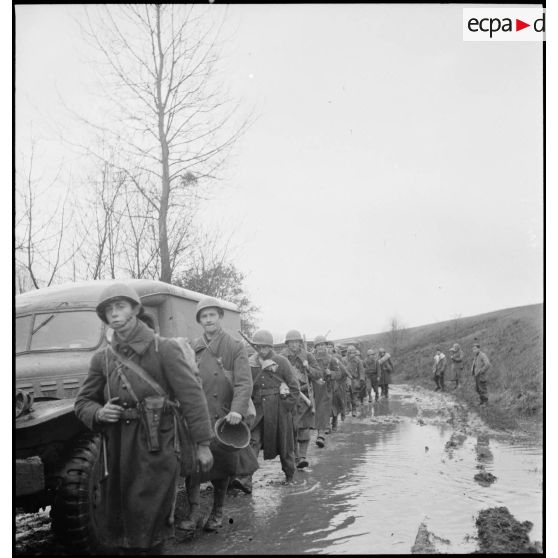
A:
377;348;394;398
326;341;348;430
363;349;379;402
433;347;446;392
471;343;491;405
448;343;464;389
346;345;365;416
281;330;321;469
313;336;345;445
231;330;300;493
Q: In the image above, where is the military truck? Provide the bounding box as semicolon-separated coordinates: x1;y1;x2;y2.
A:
15;279;241;553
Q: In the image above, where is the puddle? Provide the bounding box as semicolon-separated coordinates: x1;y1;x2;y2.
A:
167;385;542;555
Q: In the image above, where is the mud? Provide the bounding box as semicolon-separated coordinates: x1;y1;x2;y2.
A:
474;471;497;487
15;384;542;555
475;506;541;553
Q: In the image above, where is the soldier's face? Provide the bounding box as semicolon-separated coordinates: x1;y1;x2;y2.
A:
287;340;302;352
256;345;272;359
199;308;222;334
104;299;139;333
326;345;334;354
316;344;327;355
472;346;480;355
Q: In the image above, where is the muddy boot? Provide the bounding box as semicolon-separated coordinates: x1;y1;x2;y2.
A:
204;507;224;532
204;479;227;531
284;474;294;484
316;435;325;448
230;476;253;494
331;415;338;432
296;457;309;469
176;504;204;537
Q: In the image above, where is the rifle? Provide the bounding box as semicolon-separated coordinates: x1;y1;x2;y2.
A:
238;330;312;409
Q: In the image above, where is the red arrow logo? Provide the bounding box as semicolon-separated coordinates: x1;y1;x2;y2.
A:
516;19;530;31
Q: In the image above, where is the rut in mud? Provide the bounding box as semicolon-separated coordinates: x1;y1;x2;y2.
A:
15;385;543;555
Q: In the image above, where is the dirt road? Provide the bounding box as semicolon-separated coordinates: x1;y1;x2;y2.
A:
15;384;542;555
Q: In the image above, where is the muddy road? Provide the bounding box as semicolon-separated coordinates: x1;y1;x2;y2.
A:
15;384;542;555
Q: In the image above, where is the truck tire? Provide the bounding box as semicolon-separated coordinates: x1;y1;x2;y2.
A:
50;432;105;554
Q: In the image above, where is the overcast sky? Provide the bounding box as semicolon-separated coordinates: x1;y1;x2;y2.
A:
15;4;543;342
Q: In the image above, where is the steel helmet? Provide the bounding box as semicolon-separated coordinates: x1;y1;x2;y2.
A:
347;345;357;353
96;283;142;323
326;340;335;347
195;297;224;323
367;349;376;356
313;335;328;347
284;329;303;343
252;329;274;346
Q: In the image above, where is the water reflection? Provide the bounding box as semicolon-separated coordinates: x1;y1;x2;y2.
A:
169;387;542;555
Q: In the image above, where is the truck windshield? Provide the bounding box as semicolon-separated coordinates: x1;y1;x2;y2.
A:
16;311;103;353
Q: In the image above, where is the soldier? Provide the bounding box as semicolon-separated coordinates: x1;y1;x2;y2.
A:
74;284;214;554
433;347;446;392
281;330;321;469
377;348;394;398
313;336;343;445
326;341;348;430
179;297;256;535
231;330;300;493
364;349;380;402
345;345;365;416
471;342;491;405
448;343;464;389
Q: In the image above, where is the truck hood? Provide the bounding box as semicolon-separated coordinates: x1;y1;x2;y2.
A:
16;350;98;400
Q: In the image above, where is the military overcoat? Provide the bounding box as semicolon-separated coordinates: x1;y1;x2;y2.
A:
192;328;257;481
313;354;342;430
281;347;321;430
249;351;300;460
74;320;212;550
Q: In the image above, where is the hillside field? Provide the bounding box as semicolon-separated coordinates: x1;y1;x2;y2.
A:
335;304;543;431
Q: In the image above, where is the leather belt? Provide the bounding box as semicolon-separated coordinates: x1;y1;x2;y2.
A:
121;408;140;420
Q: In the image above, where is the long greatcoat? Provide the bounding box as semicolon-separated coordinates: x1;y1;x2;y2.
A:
364;356;379;389
281;347;321;430
192;328;257;481
377;353;394;386
330;355;348;416
249;351;300;460
313;353;341;430
74;320;212;550
346;356;365;392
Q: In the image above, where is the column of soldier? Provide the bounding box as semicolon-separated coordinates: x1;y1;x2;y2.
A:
74;286;395;554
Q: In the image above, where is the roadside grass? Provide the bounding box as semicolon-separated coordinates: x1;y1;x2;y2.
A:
336;304;543;432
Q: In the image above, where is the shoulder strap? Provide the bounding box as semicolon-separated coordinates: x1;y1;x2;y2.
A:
107;345;166;397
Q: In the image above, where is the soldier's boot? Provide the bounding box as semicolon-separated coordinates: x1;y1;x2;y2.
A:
230;475;253;494
204;479;227;531
331;415;338;432
176;504;204;536
296;440;309;468
316;431;326;448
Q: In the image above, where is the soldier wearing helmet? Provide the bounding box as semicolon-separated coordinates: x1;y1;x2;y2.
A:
231;330;300;494
281;329;321;469
364;349;380;403
179;296;255;534
313;335;346;443
75;283;213;553
377;348;395;398
325;342;349;429
345;345;366;416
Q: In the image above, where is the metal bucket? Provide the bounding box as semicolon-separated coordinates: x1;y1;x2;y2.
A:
213;417;251;453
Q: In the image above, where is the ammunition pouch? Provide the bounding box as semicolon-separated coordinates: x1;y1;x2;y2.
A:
140;395;167;452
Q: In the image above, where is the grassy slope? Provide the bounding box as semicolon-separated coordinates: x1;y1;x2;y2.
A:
336;304;543;430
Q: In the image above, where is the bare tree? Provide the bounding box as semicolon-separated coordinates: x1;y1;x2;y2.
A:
66;5;251;282
15;141;79;291
174;232;259;336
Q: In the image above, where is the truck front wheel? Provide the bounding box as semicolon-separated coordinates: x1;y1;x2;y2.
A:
50;432;106;554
